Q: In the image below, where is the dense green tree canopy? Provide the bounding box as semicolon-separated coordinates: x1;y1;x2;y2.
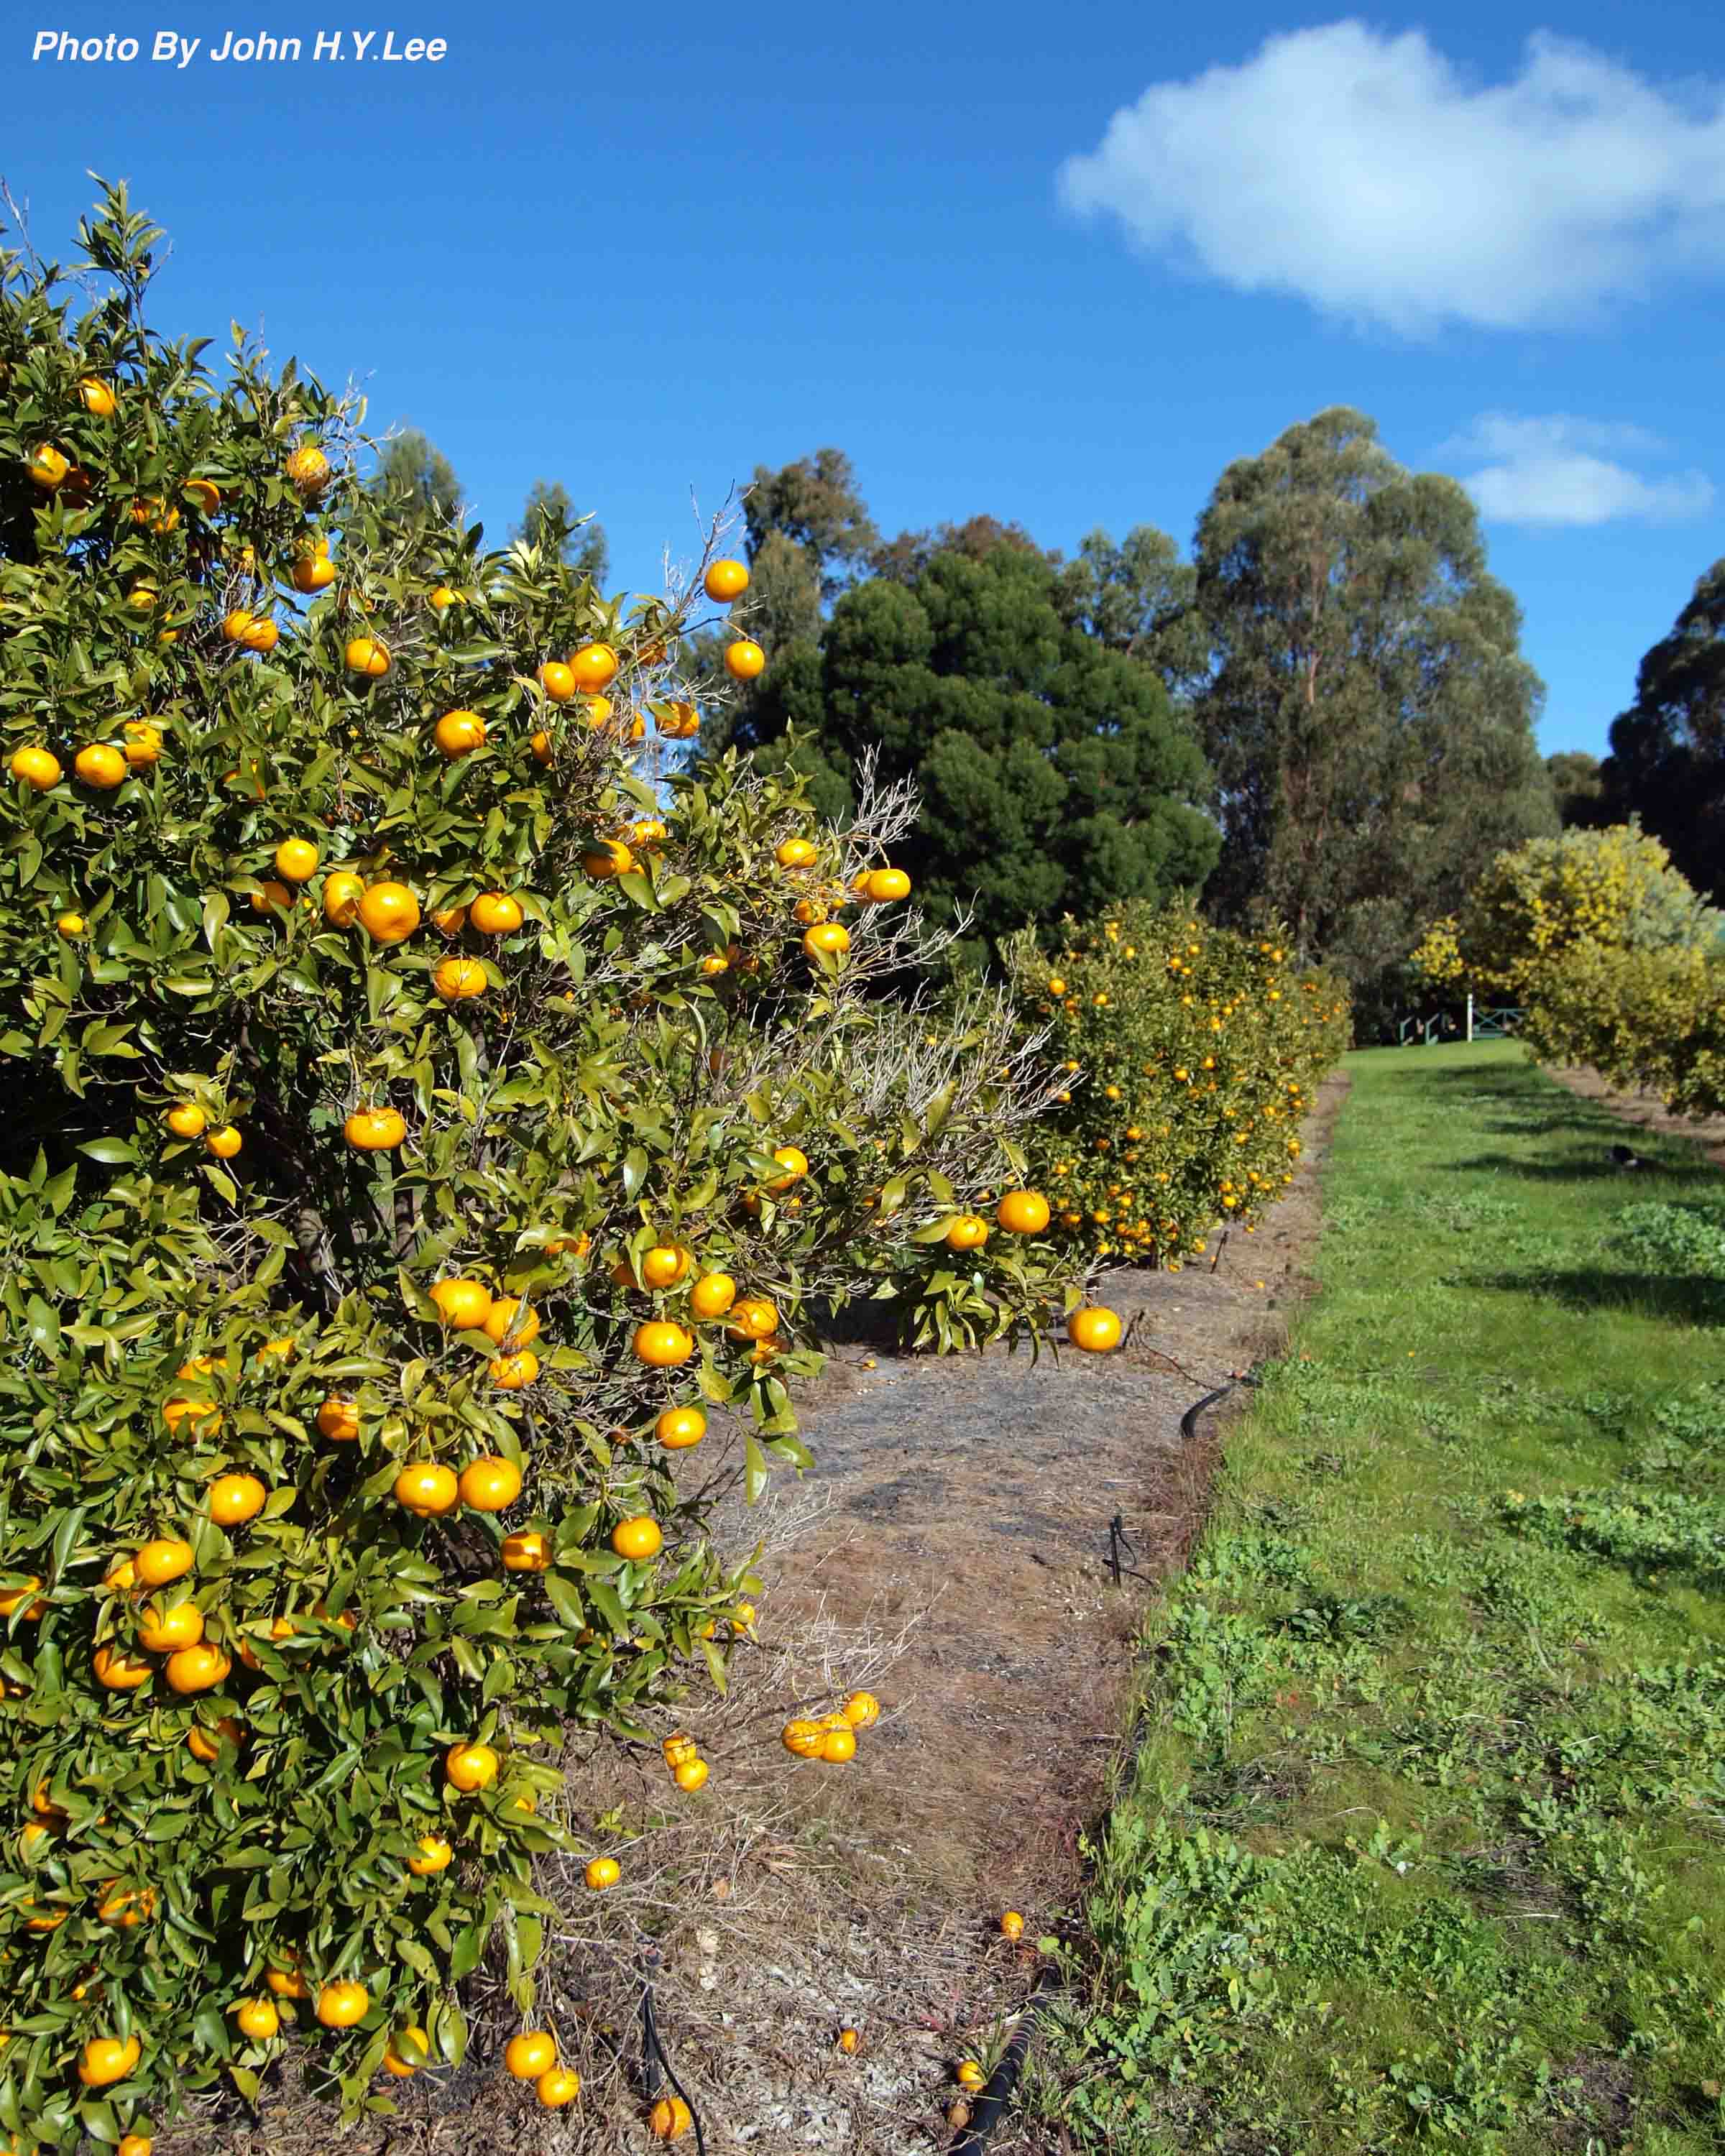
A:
707;543;1220;964
364;425;461;521
1190;406;1557;987
513;477;609;585
1547;750;1609;829
1053;525;1212;711
1599;558;1725;900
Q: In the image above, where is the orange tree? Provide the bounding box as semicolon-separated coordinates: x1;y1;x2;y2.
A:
1000;899;1351;1266
0;186;1087;2148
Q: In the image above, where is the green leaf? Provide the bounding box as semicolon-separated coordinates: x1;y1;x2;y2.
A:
621;1147;648;1201
742;1432;770;1506
78;1137;139;1165
25;1295;61;1358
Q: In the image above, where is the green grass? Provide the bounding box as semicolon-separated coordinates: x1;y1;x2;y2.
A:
1034;1044;1725;2155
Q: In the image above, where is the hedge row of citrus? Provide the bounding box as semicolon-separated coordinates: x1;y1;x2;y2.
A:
1002;900;1353;1266
0;186;1095;2150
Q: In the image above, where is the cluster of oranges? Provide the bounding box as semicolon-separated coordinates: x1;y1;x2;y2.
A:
781;1687;881;1762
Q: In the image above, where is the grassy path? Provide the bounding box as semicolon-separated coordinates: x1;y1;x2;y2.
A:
1034;1044;1725;2155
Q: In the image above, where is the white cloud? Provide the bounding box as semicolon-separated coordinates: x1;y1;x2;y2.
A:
1056;23;1725;336
1440;413;1714;526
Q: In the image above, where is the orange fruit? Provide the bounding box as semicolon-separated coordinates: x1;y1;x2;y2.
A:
186;1716;243;1762
580;693;614;729
538;660;577;701
1067;1307;1121;1352
123;720;162;766
841;1690;880;1728
782;1720;824;1757
469;891;523;935
316;1981;369;2029
724;639;765;681
74;743;126;790
506;2031;557;2078
802;922;849;960
208;1473;267;1525
583;838;634;880
77;2034;142;2088
9;745;61;789
96;1883;157;1928
205;1124;243;1159
483;1296;540;1347
530;729;553;764
429;1276;493;1329
656;1407;705;1450
632;1321;694;1367
458;1456;523;1512
0;1575;45;1620
345;1106;407;1151
538;2068;582;2108
119;2136;152;2156
93;1644;152;1691
944;1215;989;1252
322;870;366;927
688;1273;735;1319
863;867;911;903
264;1963;310;1999
432;955;486;1003
501;1531;551;1572
569;643;618;690
766;1146;807;1192
662;1731;699;1768
445;1741;500;1791
275;837;319;883
406;1835;453;1876
134;1538;193;1588
837;2028;861;2055
382;2025;428;2078
356;880;420;943
674;1758;709;1792
428;584;457;611
725;1297;778;1342
28;442;70;487
703;558;749;600
776;837;818;869
345;635;390;678
490;1351;539;1389
649;2096;694;2139
137;1600;203;1652
164;1644;231;1694
56;913;86;938
583;1856;621;1891
996;1190;1050;1234
247;880;295;916
819;1725;857;1764
291;554;336;594
957;2060;986;2092
285;443;332;495
317;1396;360;1442
76;377;116;415
433;709;486;758
232;1996;280;2040
640;1245;690;1288
395;1463;459;1516
1000;1910;1026;1940
611;1516;663;1561
700;954;730;977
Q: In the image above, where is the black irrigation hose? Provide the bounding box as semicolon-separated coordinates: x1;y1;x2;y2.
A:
639;1952;708;2156
947;1362;1266;2153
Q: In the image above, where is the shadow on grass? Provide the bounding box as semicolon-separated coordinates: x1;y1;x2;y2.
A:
1445;1153;1683;1184
1473;1266;1725;1327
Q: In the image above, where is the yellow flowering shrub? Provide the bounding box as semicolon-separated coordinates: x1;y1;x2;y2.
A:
1412;824;1721;999
1519;942;1725;1118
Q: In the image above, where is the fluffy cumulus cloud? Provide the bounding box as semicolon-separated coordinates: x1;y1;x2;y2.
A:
1439;415;1714;527
1056;23;1725;336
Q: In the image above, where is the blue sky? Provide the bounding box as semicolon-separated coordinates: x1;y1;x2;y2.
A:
6;1;1723;761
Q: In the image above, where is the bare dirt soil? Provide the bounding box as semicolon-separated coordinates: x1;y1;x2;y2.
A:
158;1073;1353;2156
